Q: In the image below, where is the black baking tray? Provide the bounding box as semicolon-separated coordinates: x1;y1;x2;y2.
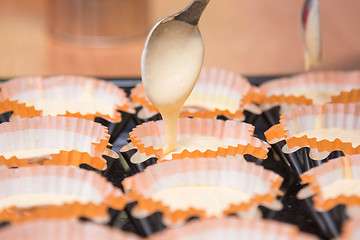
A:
0;76;332;239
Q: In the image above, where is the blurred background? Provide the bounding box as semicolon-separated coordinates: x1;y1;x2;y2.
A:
0;0;360;79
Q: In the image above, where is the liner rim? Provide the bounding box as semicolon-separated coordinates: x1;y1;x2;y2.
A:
0;75;135;122
265;103;360;157
260;70;360;105
0;165;126;223
129;118;270;161
0;116;110;170
123;158;283;224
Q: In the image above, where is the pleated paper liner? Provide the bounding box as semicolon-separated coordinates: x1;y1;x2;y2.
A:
120;141;158;173
130;67;261;124
0;166;126;224
294;156;360;239
331;88;360;104
299;155;360;212
0;76;135;143
260;71;360;126
122;157;283;236
0;220;142;240
150;217;319;240
121;118;270;173
0;116;116;170
264;103;360;182
339;218;360;240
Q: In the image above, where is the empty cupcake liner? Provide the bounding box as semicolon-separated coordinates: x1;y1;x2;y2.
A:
122;157;283;236
265;103;360;181
130;67;261;123
0;116;114;170
0;220;141;240
150;217;319;240
294;156;360;238
124;118;270;170
261;71;360;106
0;166;126;223
300;155;360;211
0;76;135;142
260;71;360;123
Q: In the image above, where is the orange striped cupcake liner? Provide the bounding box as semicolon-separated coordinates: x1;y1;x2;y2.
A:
128;117;270;162
0;116;112;170
299;155;360;211
0;75;135;122
0;220;142;240
331;88;360;104
122;157;283;226
0;166;126;223
260;71;360;107
150;217;319;240
265;103;360;159
130;67;261;121
294;156;360;238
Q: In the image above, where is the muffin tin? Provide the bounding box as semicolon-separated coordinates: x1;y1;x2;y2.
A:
0;73;359;239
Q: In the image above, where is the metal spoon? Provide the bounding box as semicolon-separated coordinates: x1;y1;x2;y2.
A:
141;0;210;155
155;0;210;28
142;0;210;56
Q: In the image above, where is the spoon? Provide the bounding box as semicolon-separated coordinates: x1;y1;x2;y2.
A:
141;0;210;155
301;0;321;70
155;0;210;29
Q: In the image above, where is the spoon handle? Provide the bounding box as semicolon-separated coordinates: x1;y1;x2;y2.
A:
174;0;210;26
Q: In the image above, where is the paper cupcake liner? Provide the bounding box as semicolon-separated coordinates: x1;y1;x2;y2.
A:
293;156;360;238
331;88;360;104
0;220;142;240
265;104;360;179
0;116;112;170
128;117;270;162
122;157;283;234
300;155;360;211
130;67;261;122
0;75;135;123
260;71;360;107
150;217;319;240
0;166;126;223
